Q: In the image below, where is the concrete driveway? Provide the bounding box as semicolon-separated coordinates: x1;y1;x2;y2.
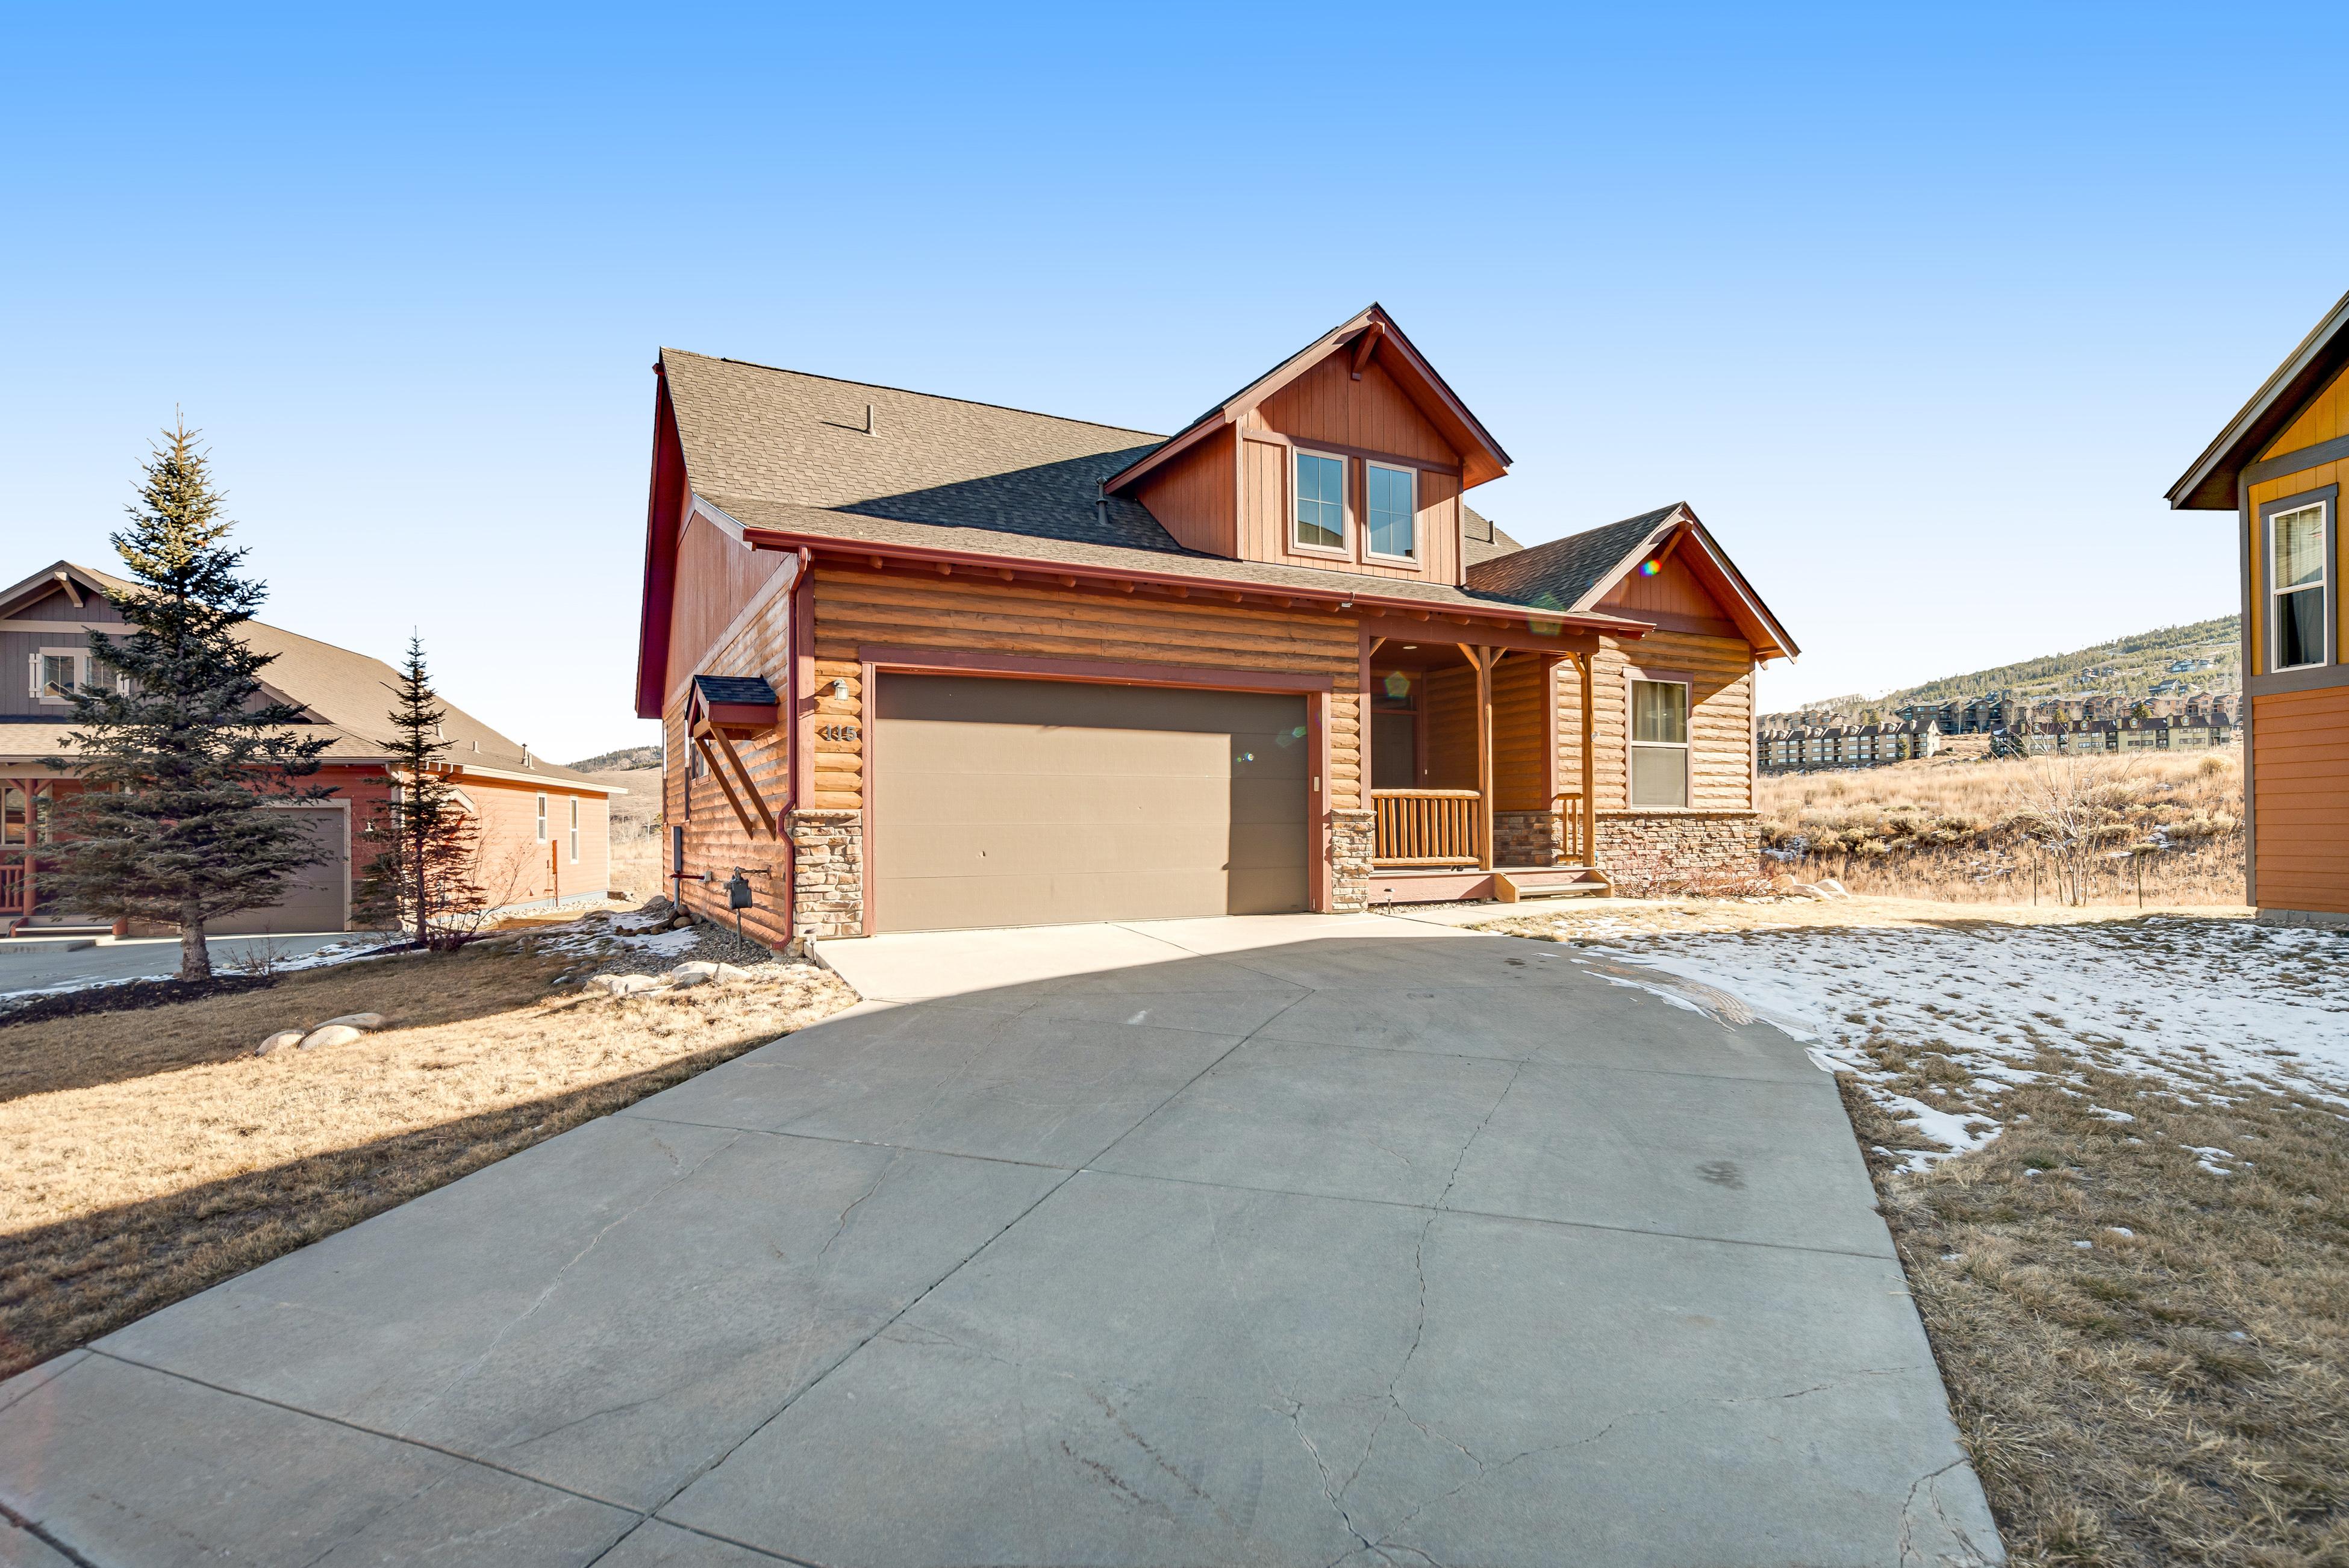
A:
0;913;2000;1567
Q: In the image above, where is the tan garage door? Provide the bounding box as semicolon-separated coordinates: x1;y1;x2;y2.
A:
208;807;349;934
873;675;1310;933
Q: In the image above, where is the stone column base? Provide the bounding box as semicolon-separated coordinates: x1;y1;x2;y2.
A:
788;809;864;939
1330;809;1374;914
1493;810;1563;866
1595;811;1765;897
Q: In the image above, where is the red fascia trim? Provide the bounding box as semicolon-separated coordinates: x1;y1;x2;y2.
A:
704;702;779;727
747;529;1649;636
635;371;689;719
859;646;1335;693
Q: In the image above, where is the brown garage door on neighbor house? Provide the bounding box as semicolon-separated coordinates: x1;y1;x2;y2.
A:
872;675;1310;933
207;806;350;935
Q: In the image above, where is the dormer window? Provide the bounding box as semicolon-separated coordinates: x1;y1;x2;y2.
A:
1293;450;1346;553
1365;462;1416;561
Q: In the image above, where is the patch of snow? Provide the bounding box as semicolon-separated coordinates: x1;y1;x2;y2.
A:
2107;1227;2134;1237
1579;918;2349;1163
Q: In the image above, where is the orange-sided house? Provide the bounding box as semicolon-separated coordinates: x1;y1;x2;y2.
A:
636;306;1800;945
2170;287;2349;927
2;560;624;935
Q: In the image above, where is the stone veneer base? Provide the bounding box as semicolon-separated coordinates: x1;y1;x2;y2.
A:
1594;810;1765;896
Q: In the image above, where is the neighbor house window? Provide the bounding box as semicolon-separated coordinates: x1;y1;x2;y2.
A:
1365;462;1416;561
33;651;81;703
568;797;580;863
2270;500;2329;671
535;793;548;842
1629;679;1690;807
1293;450;1346;552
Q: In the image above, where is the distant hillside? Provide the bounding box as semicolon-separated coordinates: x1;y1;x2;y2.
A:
1800;616;2240;716
569;744;661;773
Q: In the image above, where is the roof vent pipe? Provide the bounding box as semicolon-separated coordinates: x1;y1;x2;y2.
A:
865;403;876;437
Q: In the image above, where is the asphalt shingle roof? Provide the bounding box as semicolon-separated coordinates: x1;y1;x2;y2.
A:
660;352;1652;624
0;562;610;788
1461;505;1681;609
691;674;779;707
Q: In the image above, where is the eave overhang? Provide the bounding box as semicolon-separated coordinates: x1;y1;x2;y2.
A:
736;525;1650;640
1575;506;1800;662
2168;287;2349;511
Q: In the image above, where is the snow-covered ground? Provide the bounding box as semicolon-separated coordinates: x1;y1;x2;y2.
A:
1551;915;2349;1171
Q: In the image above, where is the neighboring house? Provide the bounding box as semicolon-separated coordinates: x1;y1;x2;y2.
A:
1;561;623;935
2168;287;2349;927
636;306;1798;943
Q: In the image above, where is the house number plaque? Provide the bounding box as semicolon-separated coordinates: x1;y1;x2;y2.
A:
817;724;860;742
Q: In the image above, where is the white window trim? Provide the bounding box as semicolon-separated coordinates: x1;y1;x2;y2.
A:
534;792;549;842
33;648;84;705
1362;461;1420;564
1290;447;1351;558
568;797;580;864
1626;677;1693;809
2267;498;2331;672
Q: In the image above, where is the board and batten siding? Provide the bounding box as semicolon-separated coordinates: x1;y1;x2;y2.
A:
805;568;1364;812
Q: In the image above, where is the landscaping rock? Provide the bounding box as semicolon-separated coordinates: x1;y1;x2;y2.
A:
666;968;711;989
669;915;693;930
711;962;755;983
298;1024;365;1051
255;1029;305;1057
671;960;720;982
592;974;663;998
1818;878;1851;899
317;1012;388;1030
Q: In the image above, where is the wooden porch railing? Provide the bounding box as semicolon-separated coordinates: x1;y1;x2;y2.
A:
0;860;24;918
1554;791;1593;867
1371;789;1481;867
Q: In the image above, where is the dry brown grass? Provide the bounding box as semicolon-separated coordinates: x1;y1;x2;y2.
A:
1760;750;2245;906
592;764;665;896
1848;1071;2349;1567
0;939;855;1377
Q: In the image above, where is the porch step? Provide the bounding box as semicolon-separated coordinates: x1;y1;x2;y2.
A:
1492;866;1613;903
12;922;114;937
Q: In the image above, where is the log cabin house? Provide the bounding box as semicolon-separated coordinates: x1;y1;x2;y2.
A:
637;306;1798;942
2170;287;2349;926
2;560;622;935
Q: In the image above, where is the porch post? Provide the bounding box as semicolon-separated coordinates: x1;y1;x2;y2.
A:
1579;652;1597;866
1458;644;1497;873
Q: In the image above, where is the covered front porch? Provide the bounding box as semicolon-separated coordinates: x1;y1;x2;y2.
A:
1358;634;1607;906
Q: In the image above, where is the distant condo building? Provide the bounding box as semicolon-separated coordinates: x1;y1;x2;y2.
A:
1758;689;2238;773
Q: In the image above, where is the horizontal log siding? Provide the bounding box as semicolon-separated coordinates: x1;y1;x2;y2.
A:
2252;684;2349;915
807;568;1362;810
1493;652;1549;812
661;580;795;946
1564;631;1756;812
1422;667;1478;792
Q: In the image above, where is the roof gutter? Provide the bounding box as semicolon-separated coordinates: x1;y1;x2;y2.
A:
738;526;1652;638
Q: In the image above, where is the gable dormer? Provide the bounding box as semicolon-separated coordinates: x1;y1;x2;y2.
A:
1104;305;1511;586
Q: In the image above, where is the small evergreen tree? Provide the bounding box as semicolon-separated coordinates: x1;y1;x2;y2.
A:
352;637;486;948
48;420;331;979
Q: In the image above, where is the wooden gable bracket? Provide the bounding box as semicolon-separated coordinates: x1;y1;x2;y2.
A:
52;571;83;609
1350;322;1385;380
691;720;776;841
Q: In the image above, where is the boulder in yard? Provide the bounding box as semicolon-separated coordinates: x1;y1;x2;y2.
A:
317;1012;388;1030
1817;878;1850;899
593;974;663;998
711;962;756;983
255;1029;305;1057
1791;883;1834;901
298;1024;366;1051
666;967;711;989
671;960;719;982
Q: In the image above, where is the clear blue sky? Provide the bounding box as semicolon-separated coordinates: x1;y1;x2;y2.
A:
6;4;2344;760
